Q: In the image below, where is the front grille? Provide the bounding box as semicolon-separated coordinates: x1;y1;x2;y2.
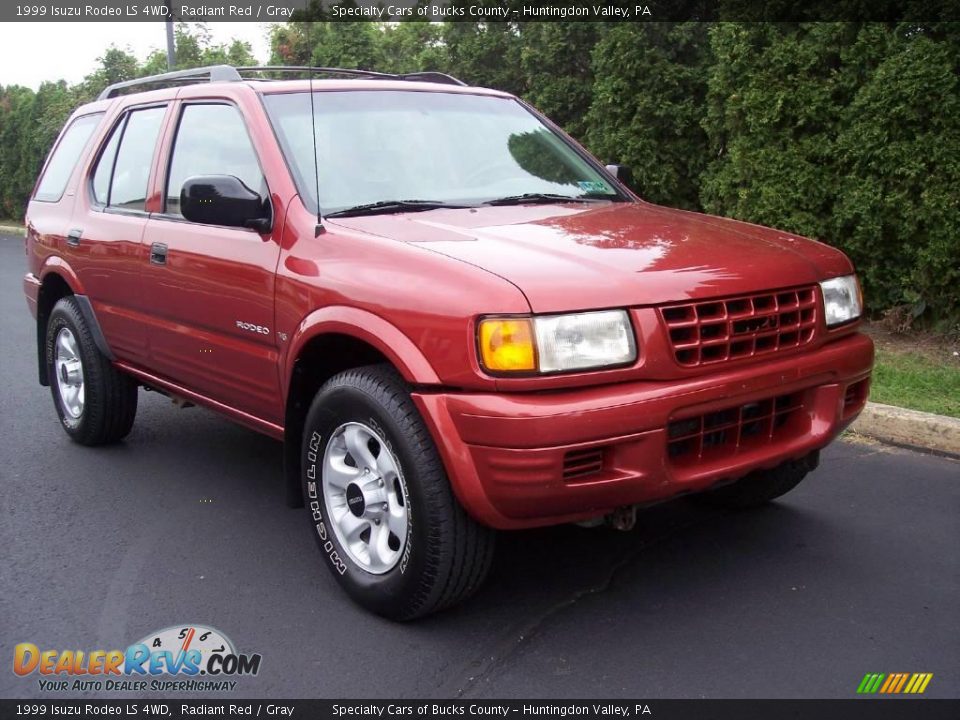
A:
667;393;805;465
660;286;818;367
562;447;605;481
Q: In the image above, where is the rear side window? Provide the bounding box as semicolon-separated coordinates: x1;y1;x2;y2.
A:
165;103;265;216
106;106;166;212
34;113;102;202
91;118;123;205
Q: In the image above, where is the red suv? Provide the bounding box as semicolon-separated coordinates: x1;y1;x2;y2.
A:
23;66;873;619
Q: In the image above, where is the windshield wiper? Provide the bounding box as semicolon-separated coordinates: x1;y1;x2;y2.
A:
324;199;473;218
483;192;614;206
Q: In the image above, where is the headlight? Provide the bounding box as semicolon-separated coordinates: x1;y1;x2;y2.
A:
820;275;863;326
478;310;637;374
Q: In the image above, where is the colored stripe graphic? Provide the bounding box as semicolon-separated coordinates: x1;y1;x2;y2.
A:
893;673;910;693
858;672;933;694
857;673;885;694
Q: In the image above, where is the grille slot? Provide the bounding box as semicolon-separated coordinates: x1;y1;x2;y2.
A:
843;378;870;417
660;287;818;367
562;447;605;481
667;393;805;465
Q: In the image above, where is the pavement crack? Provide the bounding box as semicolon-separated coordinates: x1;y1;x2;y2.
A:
450;515;710;698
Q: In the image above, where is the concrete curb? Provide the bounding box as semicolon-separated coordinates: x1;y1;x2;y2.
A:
0;224;25;236
852;402;960;458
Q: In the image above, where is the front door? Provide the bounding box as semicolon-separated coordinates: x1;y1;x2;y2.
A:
140;101;282;424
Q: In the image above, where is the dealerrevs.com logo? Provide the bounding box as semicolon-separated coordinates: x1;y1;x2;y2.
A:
13;624;262;693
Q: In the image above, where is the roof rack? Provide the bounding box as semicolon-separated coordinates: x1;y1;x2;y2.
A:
97;65;241;100
235;66;467;86
97;64;466;100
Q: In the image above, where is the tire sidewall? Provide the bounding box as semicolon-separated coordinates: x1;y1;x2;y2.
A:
301;383;433;615
45;303;88;435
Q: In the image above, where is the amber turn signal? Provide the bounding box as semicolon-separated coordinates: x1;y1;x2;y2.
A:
478;318;536;372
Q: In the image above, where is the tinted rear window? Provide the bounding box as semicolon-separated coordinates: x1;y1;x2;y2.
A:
34;113;102;203
108;106;166;212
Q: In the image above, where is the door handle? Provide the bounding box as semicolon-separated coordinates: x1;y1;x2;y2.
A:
66;228;82;247
150;242;168;265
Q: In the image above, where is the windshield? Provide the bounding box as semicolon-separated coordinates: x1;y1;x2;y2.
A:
263;90;621;214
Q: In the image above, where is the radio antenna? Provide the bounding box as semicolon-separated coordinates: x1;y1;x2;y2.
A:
308;61;324;236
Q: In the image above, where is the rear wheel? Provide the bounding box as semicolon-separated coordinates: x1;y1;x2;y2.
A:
301;364;494;620
45;297;137;445
692;452;819;509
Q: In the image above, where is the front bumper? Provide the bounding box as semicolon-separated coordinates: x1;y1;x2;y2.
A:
413;332;874;529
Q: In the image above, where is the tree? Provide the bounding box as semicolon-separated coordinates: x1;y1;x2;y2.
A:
442;20;526;96
585;23;711;209
519;23;604;140
832;24;960;321
380;22;446;74
75;47;140;100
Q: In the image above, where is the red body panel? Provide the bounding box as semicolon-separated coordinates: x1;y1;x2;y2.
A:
332;202;853;312
23;78;875;530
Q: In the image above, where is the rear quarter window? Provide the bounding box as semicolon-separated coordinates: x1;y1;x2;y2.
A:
34;113;103;203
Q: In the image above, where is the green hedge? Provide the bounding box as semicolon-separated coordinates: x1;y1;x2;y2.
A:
700;23;960;326
2;21;957;324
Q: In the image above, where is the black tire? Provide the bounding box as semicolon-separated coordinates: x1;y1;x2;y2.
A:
45;297;138;445
691;451;819;509
301;364;494;620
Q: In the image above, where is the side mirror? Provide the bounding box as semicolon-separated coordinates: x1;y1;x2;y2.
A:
180;175;271;233
605;164;635;192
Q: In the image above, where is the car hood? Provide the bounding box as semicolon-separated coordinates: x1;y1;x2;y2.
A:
329;202;852;313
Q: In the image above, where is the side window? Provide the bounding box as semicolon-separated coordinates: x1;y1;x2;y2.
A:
34;113;102;202
166;103;265;216
107;106;165;212
91;115;124;205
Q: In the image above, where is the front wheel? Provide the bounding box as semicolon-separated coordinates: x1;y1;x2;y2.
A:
301;364;495;620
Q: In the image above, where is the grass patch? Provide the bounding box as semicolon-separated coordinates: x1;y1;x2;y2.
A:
870;348;960;418
0;219;25;237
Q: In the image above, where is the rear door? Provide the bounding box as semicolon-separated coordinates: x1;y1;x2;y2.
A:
73;104;169;363
140;100;283;423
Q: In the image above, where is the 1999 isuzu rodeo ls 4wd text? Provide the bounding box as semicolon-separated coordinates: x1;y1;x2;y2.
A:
22;65;873;619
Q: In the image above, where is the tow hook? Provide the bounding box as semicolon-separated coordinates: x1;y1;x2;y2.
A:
607;505;637;532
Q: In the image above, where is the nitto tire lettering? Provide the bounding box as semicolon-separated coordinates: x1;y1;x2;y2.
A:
307;433;348;575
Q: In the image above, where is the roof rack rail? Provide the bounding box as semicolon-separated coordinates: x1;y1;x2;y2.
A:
235;66;467;86
97;64;467;100
97;65;241;100
396;71;468;86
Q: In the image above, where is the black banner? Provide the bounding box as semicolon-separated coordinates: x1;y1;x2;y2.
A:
2;0;960;23
2;700;960;720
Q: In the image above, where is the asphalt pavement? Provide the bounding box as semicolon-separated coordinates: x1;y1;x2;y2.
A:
1;234;957;700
